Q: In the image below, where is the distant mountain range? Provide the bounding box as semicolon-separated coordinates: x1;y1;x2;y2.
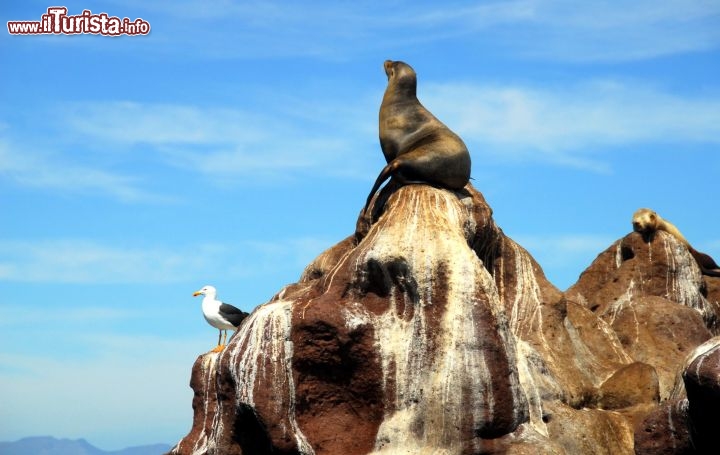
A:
0;437;171;455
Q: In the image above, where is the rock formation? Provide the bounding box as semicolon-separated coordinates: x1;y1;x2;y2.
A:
169;182;720;455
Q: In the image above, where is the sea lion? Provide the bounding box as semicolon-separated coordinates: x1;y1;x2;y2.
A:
632;208;720;277
363;60;472;214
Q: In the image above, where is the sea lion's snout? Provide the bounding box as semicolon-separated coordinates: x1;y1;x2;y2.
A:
384;60;394;78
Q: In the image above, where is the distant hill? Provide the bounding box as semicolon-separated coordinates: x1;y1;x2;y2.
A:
0;437;171;455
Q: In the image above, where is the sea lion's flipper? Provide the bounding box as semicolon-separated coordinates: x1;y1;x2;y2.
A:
689;247;720;277
363;160;400;214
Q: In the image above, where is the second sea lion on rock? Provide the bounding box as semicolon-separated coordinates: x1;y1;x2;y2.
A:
363;60;472;215
632;208;720;277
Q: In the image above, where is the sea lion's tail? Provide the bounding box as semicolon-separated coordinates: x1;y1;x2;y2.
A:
363;160;401;215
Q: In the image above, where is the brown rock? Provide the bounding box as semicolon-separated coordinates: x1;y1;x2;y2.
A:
567;230;717;401
703;276;720;332
169;353;254;455
567;231;719;328
169;183;720;455
489;235;628;408
683;337;720;453
292;298;384;455
610;296;711;399
172;184;535;454
634;399;693;455
634;337;720;455
299;235;356;283
598;362;659;409
544;401;634;455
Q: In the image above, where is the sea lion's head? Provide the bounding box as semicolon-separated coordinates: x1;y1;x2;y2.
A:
632;208;658;233
384;60;417;96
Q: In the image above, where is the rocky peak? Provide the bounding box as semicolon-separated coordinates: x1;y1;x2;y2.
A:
169;183;720;455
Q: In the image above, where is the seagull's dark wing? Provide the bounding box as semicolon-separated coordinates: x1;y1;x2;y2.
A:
218;302;249;327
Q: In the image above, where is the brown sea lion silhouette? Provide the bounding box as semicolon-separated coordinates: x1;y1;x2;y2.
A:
363;60;471;214
632;208;720;277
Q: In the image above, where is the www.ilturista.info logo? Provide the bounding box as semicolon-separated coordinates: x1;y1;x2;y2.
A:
7;7;150;36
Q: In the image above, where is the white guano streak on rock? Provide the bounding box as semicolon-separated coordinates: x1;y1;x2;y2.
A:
508;241;544;341
360;188;518;454
659;234;707;314
597;316;633;363
321;246;355;295
225;300;314;455
178;353;219;455
515;341;550;437
205;355;226;454
504;242;556;435
685;336;720;378
606;279;636;326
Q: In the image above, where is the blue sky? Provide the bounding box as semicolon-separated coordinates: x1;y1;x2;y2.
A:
1;0;719;450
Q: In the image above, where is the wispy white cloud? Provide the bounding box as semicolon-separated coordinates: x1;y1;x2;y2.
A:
0;240;188;284
8;71;718;198
59;100;376;181
422;80;720;171
391;0;536;28
0;237;333;284
500;0;720;62
5;74;719;196
54;79;720;180
116;0;720;62
8;1;718;62
0;140;168;203
1;96;377;199
0;306;134;326
63;102;268;146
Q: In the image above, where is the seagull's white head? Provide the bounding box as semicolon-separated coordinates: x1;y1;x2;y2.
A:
193;285;217;298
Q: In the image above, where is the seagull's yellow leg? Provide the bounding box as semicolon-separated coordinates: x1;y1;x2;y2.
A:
211;330;225;353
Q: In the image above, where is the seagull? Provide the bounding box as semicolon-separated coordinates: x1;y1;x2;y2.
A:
192;285;249;353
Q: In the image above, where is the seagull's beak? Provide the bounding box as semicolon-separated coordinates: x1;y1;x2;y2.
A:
193;291;202;297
